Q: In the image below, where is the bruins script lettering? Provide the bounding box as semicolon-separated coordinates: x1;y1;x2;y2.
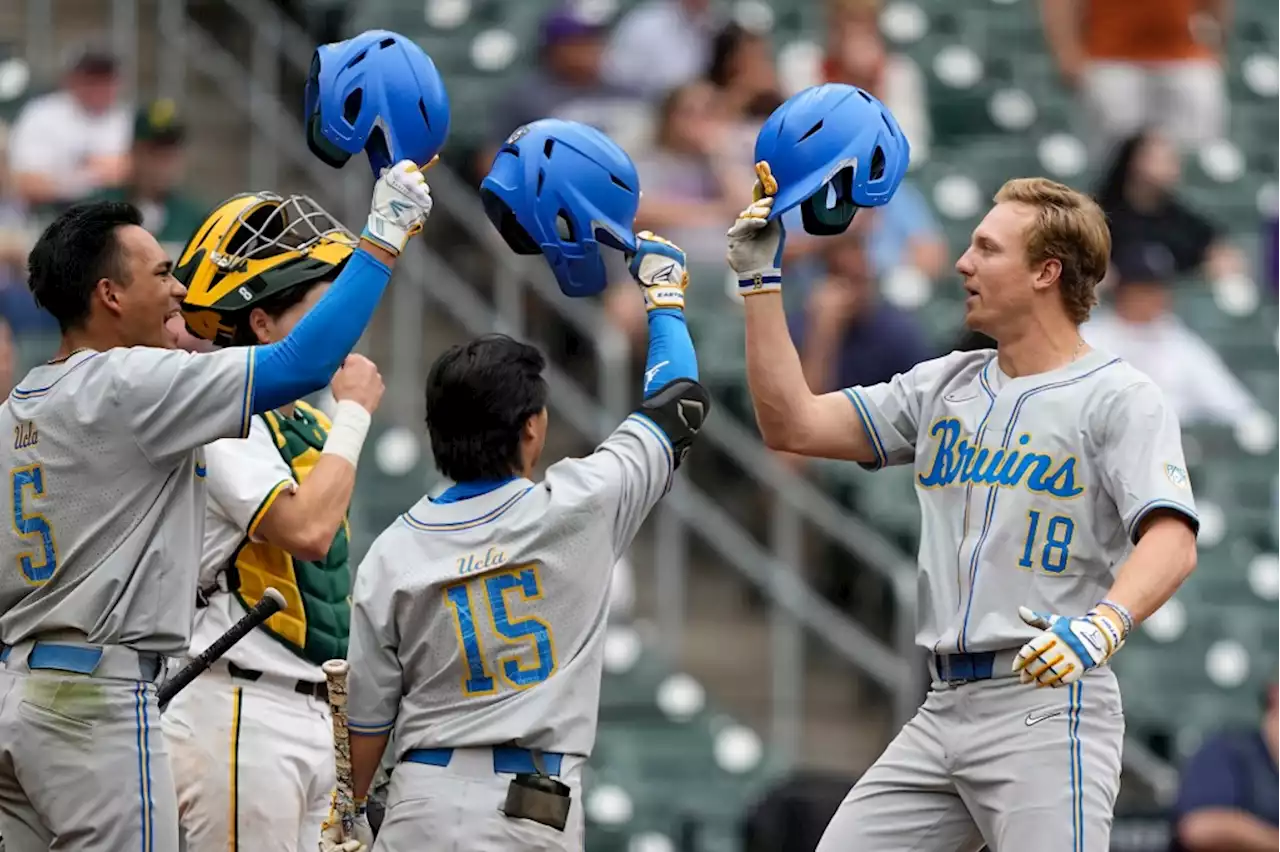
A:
918;418;1083;498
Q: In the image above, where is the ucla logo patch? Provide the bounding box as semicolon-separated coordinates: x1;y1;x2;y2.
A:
1165;463;1190;489
918;418;1084;499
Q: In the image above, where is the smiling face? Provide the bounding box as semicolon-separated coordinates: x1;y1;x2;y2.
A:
105;224;187;349
954;201;1047;339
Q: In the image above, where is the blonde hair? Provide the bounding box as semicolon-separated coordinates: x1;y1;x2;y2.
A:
994;177;1111;325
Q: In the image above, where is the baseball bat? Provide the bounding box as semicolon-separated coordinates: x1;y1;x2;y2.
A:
157;587;287;710
323;658;357;838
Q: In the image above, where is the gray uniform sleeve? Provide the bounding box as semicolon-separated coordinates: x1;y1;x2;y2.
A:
347;543;402;736
1096;381;1200;543
844;352;967;470
544;413;675;558
107;346;254;467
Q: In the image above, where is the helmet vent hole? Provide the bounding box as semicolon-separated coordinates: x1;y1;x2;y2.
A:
536;169;546;196
610;174;633;192
418;99;432;130
343;89;363;125
543;139;556;158
857;88;874;103
378;38;396;49
881;113;898;138
346;50;368;70
870;146;886;180
798;120;824;142
555;212;575;241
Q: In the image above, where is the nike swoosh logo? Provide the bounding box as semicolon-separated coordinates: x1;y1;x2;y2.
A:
944;392;979;403
1025;709;1064;726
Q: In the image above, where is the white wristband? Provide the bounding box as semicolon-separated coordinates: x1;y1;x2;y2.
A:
322;400;372;468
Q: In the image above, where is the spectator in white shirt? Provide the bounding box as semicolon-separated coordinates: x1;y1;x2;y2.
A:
602;0;722;99
1082;248;1263;429
7;45;131;210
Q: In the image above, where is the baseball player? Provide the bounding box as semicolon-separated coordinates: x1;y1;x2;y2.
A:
320;120;708;852
0;161;433;852
158;192;384;852
730;156;1201;845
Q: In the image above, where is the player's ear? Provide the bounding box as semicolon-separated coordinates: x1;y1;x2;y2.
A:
1032;257;1063;292
95;276;126;318
246;307;273;345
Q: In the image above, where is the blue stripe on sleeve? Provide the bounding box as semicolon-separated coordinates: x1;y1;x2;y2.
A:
643;308;698;398
250;248;393;413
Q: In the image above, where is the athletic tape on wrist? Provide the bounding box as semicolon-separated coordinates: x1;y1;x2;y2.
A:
738;272;782;295
323;399;372;468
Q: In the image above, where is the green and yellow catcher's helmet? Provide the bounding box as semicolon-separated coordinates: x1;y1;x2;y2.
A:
176;192;357;346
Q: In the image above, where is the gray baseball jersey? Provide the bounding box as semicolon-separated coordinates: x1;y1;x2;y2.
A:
347;414;674;758
0;345;253;654
844;348;1199;655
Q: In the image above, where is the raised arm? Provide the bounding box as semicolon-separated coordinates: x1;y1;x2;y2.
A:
249;162;433;413
726;194;878;462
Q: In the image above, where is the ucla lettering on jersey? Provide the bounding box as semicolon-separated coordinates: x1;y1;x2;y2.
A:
917;419;1084;499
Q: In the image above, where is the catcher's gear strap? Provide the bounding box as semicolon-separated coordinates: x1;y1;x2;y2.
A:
639;378;709;470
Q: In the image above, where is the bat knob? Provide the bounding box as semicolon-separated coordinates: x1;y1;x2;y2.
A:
323;659;350;677
262;587;287;609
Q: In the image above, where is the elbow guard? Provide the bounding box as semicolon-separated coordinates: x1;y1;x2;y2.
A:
640;378;710;469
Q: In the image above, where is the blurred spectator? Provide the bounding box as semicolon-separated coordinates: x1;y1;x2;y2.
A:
815;0;930;164
91;100;205;255
633;81;750;265
602;0;722;99
1081;247;1263;429
1041;0;1229;158
7;44;130;211
1169;683;1278;852
481;6;649;172
1096;130;1244;281
862;184;949;281
0;126;54;335
788;224;933;393
707;23;784;135
0;317;15;397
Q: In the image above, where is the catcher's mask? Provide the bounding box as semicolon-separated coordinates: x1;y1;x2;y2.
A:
176;192;356;347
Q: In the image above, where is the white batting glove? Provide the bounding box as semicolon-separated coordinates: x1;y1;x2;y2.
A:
362;158;435;256
319;796;374;852
629;231;687;311
1012;604;1129;688
726;162;785;297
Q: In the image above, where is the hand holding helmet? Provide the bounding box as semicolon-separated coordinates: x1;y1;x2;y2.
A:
727;162;787;296
363;160;435;256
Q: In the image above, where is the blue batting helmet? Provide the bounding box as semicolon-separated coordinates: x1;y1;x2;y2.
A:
754;84;910;235
480;119;640;299
305;30;450;175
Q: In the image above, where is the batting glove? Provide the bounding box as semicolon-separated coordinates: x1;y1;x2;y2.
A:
319;795;374;852
726;162;786;297
629;231;688;311
1012;604;1129;688
363;158;436;256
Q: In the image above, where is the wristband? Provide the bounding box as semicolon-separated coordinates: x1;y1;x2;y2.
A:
1096;599;1135;637
322;399;372;468
738;272;782;296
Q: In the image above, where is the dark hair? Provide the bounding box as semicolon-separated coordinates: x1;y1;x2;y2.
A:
1095;130;1153;212
707;24;756;88
425;334;548;482
27;201;143;332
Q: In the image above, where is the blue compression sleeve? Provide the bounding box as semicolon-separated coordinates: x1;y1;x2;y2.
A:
250;248;392;413
643;308;698;398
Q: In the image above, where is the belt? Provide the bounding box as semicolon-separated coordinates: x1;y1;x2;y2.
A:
403;746;565;776
931;649;1020;685
227;661;329;702
0;640;163;682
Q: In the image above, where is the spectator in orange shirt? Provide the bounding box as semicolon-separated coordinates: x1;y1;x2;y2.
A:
1041;0;1229;159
